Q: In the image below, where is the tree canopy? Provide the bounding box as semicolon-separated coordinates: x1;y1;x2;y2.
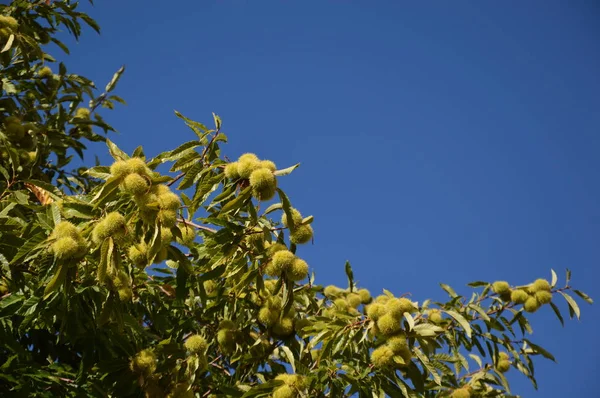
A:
0;1;593;397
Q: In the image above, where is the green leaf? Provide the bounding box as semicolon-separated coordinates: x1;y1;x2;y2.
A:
273;163;300;176
240;380;283;398
44;262;68;298
282;278;294;316
177;161;205;190
469;353;482;368
413;323;443;337
174;110;211;140
91;176;121;207
573;289;593;304
467;281;489;287
9;233;46;266
277;188;295;231
524;339;556;362
176;261;189;301
105;65;125;93
0;203;17;218
467;303;490;322
279;345;295;373
404;312;415;331
345;260;354;291
169;246;194;274
0;165;9;181
219;186;252;215
550;269;557;287
97;238;113;283
213;112;222;130
263;203;282;215
300;215;313;225
559;292;580;320
86;166;112;180
440;283;458;298
413;348;441;385
549;301;564;326
105;138;129;161
444;310;472;338
1;34;15;53
50;202;62;226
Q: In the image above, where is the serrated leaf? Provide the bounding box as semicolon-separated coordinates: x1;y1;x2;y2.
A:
157;141;201;163
0;202;16;218
85;167;112;180
444;310;472;338
174;110;212;141
44;262;67;298
9;233;46;266
468;303;490;322
413;349;441;385
50;202;61;226
91;177;121;207
220;186;252;215
413;323;443;337
178;161;205;190
105;138;129;161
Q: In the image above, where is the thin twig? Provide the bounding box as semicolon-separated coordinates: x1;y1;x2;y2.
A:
178;219;217;233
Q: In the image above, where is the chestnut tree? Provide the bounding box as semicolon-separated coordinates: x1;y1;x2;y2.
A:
0;1;593;397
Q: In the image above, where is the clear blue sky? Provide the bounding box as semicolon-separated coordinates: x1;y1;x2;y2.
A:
64;1;598;396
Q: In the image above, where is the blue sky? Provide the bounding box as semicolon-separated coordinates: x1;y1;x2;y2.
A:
63;1;598;396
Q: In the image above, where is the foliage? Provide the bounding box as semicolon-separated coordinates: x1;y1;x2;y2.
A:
0;1;593;397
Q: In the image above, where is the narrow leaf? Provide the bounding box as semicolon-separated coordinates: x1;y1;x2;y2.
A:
404;312;415;331
44;262;68;298
345;260;354;291
274;163;300;176
263;203;282;215
559;292;581;320
1;34;14;53
219;186;252;215
549;302;564;326
524;339;556;362
280;346;296;373
444;310;472;338
105;139;129;161
573;289;593;304
105;65;125;92
440;283;458;298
